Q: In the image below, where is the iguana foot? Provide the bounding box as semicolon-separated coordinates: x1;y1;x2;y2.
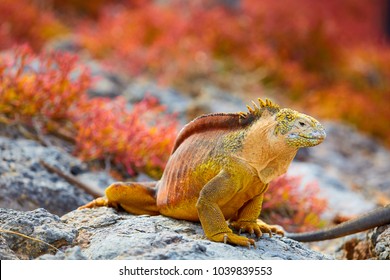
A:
257;219;284;237
230;220;262;237
230;219;284;238
78;197;118;210
210;232;256;247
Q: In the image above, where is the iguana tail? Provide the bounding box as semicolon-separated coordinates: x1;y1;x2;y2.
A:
286;205;390;242
79;181;160;216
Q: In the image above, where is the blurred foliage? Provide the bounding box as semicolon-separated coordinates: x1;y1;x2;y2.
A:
1;1;389;144
75;0;390;145
0;46;178;178
0;0;67;51
0;45;91;123
264;175;327;232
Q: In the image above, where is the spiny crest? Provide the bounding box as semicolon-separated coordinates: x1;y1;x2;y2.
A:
239;98;280;121
171;98;280;153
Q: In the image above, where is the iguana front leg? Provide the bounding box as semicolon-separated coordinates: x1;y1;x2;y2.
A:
230;192;284;238
196;170;256;247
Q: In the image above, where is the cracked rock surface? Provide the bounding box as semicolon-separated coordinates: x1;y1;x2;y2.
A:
335;225;390;260
0;207;332;260
0;208;77;259
44;207;331;260
0;136;115;216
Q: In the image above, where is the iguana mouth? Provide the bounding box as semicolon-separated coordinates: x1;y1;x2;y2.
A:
299;131;326;140
288;132;326;147
301;135;324;140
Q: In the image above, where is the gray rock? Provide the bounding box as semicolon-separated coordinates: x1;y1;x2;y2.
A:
288;162;377;219
57;207;331;260
88;76;123;98
123;80;192;124
85;60;126;99
192;85;246;114
0;136;94;215
185;85;246;121
305;121;390;197
0;208;77;259
371;225;390;260
333;225;390;260
0;207;331;260
289;121;390;236
0;236;19;260
123;81;246;125
77;171;115;191
37;246;88;260
44;35;83;53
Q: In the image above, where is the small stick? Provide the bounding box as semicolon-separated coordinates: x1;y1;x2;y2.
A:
0;228;59;252
40;160;103;198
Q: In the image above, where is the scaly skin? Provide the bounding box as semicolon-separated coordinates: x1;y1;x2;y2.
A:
79;98;326;247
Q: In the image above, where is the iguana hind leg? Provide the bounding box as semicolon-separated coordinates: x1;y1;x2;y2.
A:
79;181;160;215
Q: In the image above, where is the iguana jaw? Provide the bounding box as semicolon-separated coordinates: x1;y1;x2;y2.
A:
287;131;326;147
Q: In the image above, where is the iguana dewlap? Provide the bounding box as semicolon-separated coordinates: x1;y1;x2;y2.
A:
80;98;326;246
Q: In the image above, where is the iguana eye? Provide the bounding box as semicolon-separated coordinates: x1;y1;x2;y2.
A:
299;121;306;127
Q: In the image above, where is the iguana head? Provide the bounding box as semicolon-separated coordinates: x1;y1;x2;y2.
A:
274;108;326;147
242;98;326;148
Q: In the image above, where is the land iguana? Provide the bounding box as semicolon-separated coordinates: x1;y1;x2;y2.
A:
78;98;330;247
43;159;390;244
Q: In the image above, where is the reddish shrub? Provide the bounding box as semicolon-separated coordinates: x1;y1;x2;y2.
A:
0;45;91;124
73;96;178;177
0;0;67;51
0;45;178;177
263;175;327;232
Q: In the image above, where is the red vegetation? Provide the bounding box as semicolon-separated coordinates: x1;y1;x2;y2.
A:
0;0;67;51
74;96;178;177
264;175;327;232
2;1;389;144
0;46;178;177
0;45;91;123
73;0;390;145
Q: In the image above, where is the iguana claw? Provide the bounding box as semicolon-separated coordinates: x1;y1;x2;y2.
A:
230;219;284;238
211;232;256;247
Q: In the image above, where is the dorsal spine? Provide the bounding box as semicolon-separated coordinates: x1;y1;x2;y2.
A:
171;98;280;154
171;113;243;153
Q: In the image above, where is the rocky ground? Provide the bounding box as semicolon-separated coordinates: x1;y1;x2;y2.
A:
1;207;331;260
1;48;390;260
